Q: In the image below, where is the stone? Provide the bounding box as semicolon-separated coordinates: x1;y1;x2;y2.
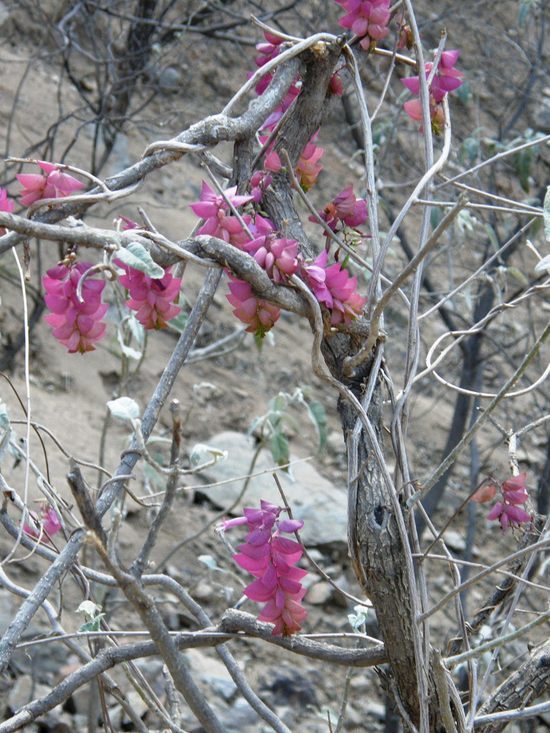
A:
195;431;348;547
185;648;237;701
8;675;32;711
306;581;333;605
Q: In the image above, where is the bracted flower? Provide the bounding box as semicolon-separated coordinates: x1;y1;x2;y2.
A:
243;235;299;283
312;185;368;232
483;472;532;531
116;261;182;329
219;500;307;636
226;275;280;337
0;187;15;235
190;181;253;245
24;504;62;540
303;250;367;324
295;136;325;191
16;161;85;206
43;260;108;353
336;0;391;46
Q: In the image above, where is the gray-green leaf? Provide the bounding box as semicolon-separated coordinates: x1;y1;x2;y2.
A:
117;242;164;279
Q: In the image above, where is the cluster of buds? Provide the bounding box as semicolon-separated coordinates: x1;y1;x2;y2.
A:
335;0;391;48
16;161;85;206
220;500;307;636
471;473;532;531
43;260;108;353
402;50;463;134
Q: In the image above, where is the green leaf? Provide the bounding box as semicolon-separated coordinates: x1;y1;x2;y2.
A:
305;400;327;451
270;429;289;468
485;224;500;251
506;266;529;287
78;614;105;633
167;310;188;334
107;396;140;421
116;242;164;278
543;185;550;243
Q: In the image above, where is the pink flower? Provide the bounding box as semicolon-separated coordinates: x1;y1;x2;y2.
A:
43;260;108;353
0;187;15;235
220;500;307;636
295;136;325;191
226;275;280;337
303;250;367;324
312;185;368;231
485;472;532;531
116;261;181;329
402;50;463;134
487;502;532;531
336;0;391;45
243;235;299;283
16;161;85;206
24;505;62;540
116;215;140;230
190;181;252;245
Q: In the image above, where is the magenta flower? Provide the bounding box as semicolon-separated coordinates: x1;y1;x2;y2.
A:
190;181;252;245
243;235;299;283
116;215;140;230
116;261;181;329
485;472;532;531
226;275;280;337
402;50;463;134
16;161;85;206
295;136;325;191
303;250;367;324
24;505;62;540
43;261;108;354
312;185;368;231
220;500;307;636
336;0;391;47
0;187;15;235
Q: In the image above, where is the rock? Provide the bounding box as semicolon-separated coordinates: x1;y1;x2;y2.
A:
224;697;262;730
157;66;183;94
196;431;348;547
306;581;333;605
263;668;318;707
185;648;237;701
8;675;32;711
443;530;466;553
367;701;386;720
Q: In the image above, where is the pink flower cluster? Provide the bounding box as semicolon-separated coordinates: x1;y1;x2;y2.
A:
43;260;108;353
0;187;14;235
312;185;368;232
471;473;532;531
24;505;62;540
16;161;84;206
243;235;299;284
227;276;280;338
402;50;463;134
254;31;301;130
190;181;253;244
220;500;307;636
304;250;367;325
335;0;391;48
116;261;182;329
